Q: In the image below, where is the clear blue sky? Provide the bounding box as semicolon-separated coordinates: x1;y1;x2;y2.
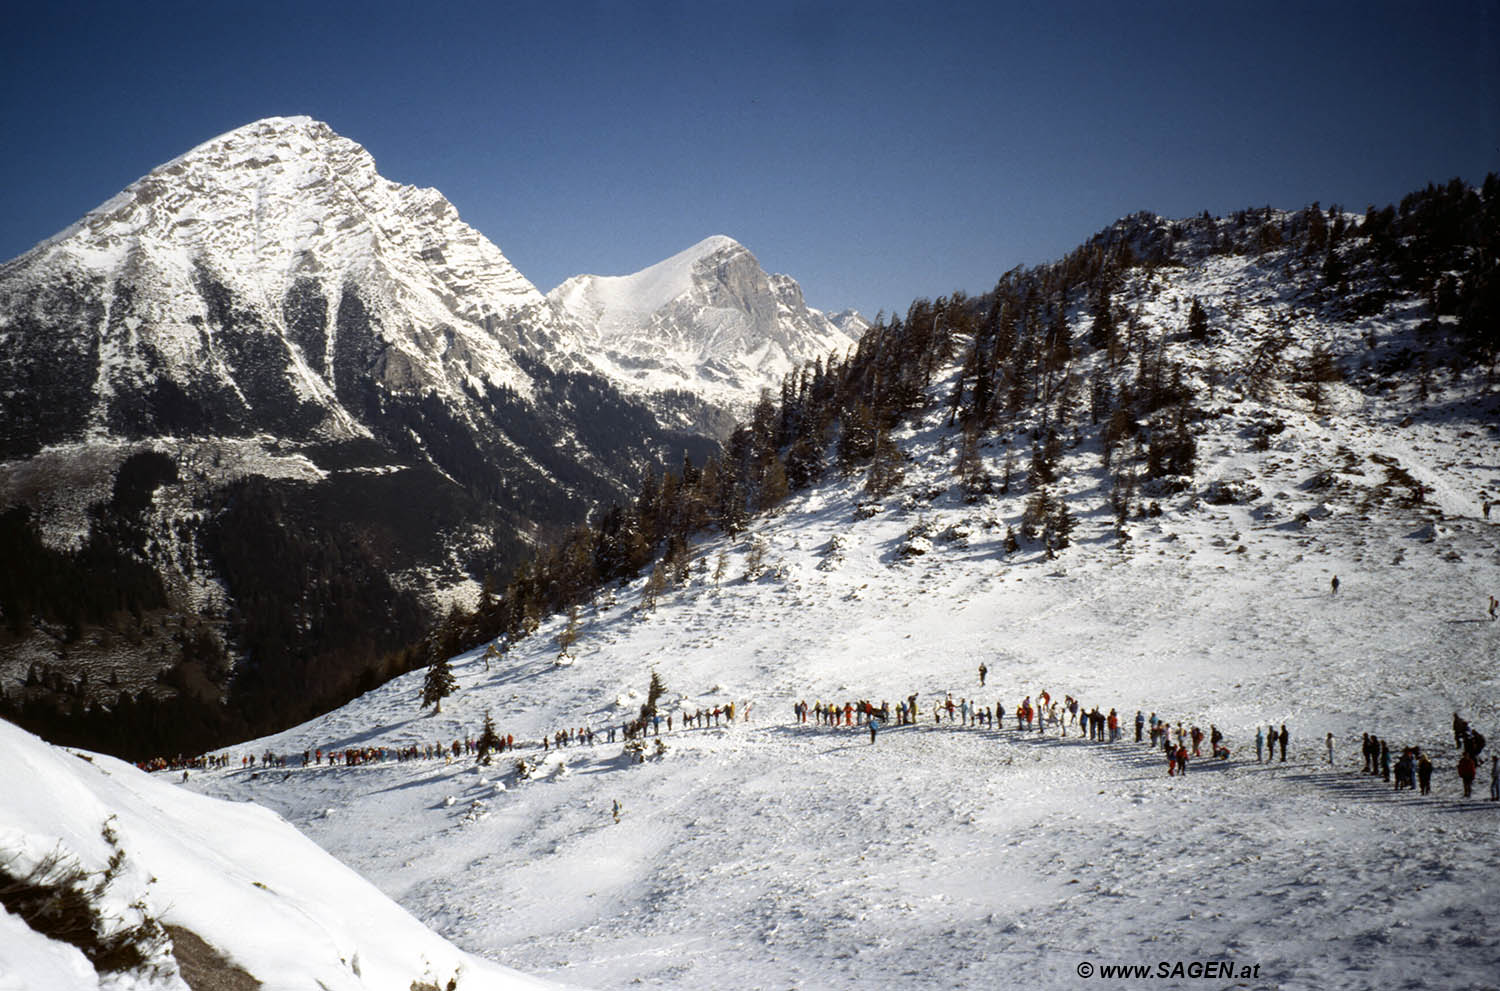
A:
3;1;1496;320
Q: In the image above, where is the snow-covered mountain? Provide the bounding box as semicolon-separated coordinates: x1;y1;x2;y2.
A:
550;236;866;414
162;193;1498;988
0;717;556;991
0;115;566;454
0;117;719;749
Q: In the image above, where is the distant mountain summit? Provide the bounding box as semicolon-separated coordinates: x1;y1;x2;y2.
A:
550;235;866;412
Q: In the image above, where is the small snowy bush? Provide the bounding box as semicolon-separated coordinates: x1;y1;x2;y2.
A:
1204;479;1263;505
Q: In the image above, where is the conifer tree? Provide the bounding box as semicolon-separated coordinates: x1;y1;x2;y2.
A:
420;654;457;714
784;438;825;491
1050;498;1076;549
640;669;667;725
639;562;667;612
1088;283;1116;351
1021;489;1053;542
837;402;878;473
757;454;790;512
556;605;581;656
955;427;993;502
1187;298;1209;341
476;709;502;764
865;430;905;498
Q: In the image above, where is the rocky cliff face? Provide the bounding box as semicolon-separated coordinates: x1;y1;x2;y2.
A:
550;235;866;415
0;117;718;753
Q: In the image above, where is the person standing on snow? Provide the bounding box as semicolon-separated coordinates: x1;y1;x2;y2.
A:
1135;710;1145;743
1278;724;1289;762
1331;575;1340;595
978;663;987;686
1489;755;1499;801
1458;751;1478;797
1417;750;1434;795
1326;732;1334;765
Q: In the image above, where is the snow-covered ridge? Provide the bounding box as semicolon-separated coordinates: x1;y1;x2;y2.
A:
550;235;866;413
2;116;868;442
0;718;555;990
550;235;743;339
28;115;543;313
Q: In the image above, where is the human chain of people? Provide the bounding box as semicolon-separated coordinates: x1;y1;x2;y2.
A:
788;666;1497;801
138;702;756;776
141;674;1498;803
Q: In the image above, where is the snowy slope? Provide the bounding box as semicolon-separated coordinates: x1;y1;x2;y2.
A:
550;237;865;415
180;228;1500;988
0;717;560;991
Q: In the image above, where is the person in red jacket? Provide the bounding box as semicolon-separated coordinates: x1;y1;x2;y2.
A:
1458;751;1478;798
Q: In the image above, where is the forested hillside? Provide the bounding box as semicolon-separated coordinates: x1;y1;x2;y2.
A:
437;177;1499;664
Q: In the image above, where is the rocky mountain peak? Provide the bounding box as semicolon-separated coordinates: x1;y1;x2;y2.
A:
549;236;864;414
21;116;543;317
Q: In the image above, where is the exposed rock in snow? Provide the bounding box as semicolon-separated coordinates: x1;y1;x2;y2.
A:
1205;478;1263;505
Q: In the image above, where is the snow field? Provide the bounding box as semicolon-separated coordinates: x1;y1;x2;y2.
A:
180;222;1498;989
187;427;1500;988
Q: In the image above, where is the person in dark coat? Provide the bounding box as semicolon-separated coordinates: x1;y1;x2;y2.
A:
1278;724;1289;762
1417;750;1434;795
1395;749;1413;790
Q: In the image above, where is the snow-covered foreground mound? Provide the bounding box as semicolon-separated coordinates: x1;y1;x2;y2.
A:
183;381;1500;988
0;717;558;991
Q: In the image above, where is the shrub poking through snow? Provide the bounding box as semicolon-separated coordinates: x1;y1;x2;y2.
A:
0;817;169;976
